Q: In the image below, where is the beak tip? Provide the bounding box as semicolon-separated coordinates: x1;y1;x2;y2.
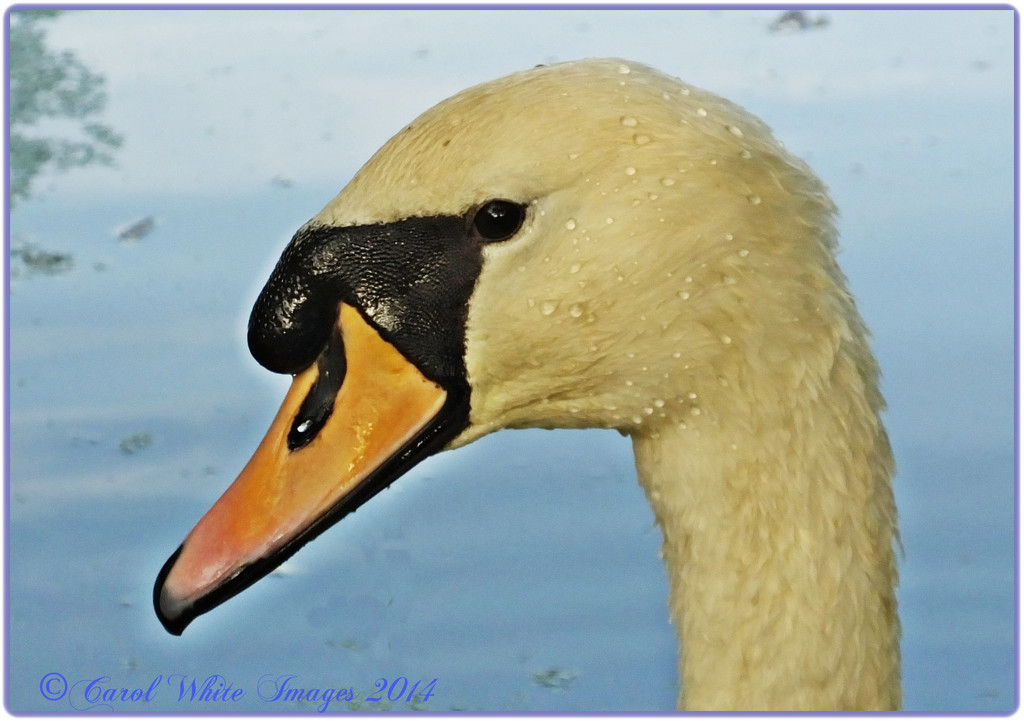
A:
154;545;194;636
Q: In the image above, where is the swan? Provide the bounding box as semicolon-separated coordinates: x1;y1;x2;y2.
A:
154;59;899;711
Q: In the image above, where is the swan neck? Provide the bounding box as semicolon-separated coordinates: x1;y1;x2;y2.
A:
632;388;899;710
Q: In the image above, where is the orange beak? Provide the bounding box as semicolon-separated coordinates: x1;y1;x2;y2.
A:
155;303;455;634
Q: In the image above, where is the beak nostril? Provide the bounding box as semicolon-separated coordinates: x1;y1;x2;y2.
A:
287;326;347;451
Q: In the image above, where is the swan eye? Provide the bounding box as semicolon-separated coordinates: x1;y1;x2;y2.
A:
471;200;526;242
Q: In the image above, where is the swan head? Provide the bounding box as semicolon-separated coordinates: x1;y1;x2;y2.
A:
155;58;848;634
